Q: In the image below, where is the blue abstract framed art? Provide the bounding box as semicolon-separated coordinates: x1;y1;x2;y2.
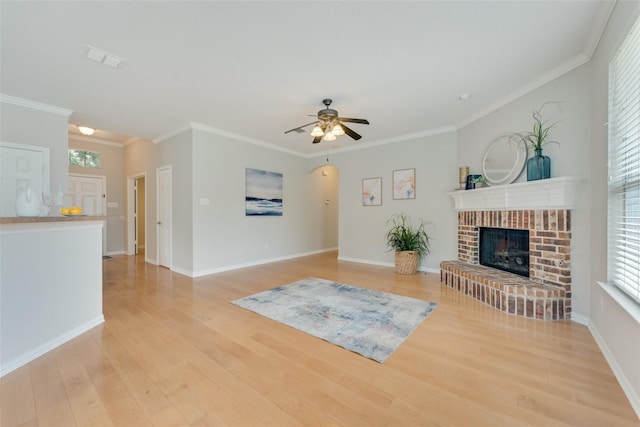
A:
245;168;283;216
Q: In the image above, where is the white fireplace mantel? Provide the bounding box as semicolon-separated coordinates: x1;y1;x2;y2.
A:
447;176;583;211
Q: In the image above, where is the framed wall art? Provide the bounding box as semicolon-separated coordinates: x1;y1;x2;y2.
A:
362;177;382;206
393;168;415;200
245;168;283;216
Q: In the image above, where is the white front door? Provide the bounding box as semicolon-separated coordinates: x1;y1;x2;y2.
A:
157;166;172;268
68;174;106;254
0;143;49;217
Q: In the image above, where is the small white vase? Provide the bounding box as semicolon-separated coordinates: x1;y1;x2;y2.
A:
15;187;42;217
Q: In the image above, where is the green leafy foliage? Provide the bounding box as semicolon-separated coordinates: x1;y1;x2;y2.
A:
69;149;101;168
522;101;563;151
384;213;431;259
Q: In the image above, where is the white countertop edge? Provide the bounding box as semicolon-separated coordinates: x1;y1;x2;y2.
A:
0;220;104;234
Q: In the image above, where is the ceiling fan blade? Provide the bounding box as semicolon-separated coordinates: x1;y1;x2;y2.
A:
338;117;369;125
339;122;362;140
312;135;322;144
284;121;318;134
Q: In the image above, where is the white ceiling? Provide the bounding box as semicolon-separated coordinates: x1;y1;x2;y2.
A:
1;1;614;156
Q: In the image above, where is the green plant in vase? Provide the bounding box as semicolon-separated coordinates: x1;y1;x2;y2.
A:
384;213;431;275
471;175;485;188
523;101;562;181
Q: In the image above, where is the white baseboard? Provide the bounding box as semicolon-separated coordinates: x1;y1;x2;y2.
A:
171;265;193;277
189;247;339;278
0;315;105;377
589;320;640;420
338;256;393;268
105;250;126;256
570;311;589;326
337;256;440;274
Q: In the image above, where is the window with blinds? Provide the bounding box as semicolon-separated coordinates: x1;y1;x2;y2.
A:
608;15;640;304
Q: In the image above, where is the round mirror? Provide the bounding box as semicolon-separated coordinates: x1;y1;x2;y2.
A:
482;134;528;186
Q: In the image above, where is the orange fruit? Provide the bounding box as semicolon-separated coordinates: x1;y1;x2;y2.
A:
60;207;70;215
69;206;83;215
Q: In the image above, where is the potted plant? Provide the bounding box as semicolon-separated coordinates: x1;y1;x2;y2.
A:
522;101;562;181
472;175;485;188
384;213;431;275
466;174;485;189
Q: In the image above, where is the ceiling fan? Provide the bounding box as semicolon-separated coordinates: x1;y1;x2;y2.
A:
285;99;369;144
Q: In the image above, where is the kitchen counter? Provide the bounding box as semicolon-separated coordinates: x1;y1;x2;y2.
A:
0;219;105;376
0;215;106;224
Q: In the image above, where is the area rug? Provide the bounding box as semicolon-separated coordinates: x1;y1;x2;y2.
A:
231;277;437;363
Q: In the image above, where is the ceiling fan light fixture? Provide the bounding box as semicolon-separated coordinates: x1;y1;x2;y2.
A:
284;99;369;144
77;125;96;136
310;125;324;137
324;132;336;142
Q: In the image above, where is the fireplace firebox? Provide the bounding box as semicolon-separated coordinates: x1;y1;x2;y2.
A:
479;227;529;277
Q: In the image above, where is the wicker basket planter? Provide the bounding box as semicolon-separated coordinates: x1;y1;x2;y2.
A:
395;251;419;275
385;214;430;275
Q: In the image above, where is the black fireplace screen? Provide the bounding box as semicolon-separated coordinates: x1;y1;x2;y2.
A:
479;227;529;277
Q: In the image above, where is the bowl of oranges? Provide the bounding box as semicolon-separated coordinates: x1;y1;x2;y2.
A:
60;206;84;216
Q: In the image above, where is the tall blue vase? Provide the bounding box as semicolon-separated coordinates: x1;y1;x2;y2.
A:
527;148;551;181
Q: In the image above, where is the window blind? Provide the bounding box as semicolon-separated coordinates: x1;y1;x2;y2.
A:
608;15;640;304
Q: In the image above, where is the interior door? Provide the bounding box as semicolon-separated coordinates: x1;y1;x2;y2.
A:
157;166;172;268
68;174;106;254
135;176;146;256
0;144;48;217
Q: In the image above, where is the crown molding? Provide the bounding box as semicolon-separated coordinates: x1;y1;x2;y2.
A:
152;124;192;144
69;134;124;148
454;3;615;132
582;0;616;60
189;122;305;157
157;121;457;159
0;94;73;117
304;126;457;159
455;52;590;131
154;121;307;157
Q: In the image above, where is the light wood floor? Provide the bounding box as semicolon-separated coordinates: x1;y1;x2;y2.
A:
1;252;638;426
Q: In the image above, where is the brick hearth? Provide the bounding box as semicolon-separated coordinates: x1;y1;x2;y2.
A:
441;209;572;320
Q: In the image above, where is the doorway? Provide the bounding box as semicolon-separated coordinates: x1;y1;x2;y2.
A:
127;173;146;257
135;176;146;256
68;173;107;254
156;165;172;268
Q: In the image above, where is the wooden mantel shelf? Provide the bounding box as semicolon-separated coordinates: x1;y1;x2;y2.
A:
446;176;583;211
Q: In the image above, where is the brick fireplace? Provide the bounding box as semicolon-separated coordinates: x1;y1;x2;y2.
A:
441;177;581;320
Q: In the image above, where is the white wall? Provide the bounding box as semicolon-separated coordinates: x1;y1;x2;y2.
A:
124;129;193;270
314;132;459;272
124;127;338;276
587;0;640;418
69;137;126;254
157;130;193;273
309;164;339;250
457;64;592;320
124;139;158;263
191;129;338;276
0;99;71;194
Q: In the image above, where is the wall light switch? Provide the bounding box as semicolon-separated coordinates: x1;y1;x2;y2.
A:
199;198;211;206
107;202;118;208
